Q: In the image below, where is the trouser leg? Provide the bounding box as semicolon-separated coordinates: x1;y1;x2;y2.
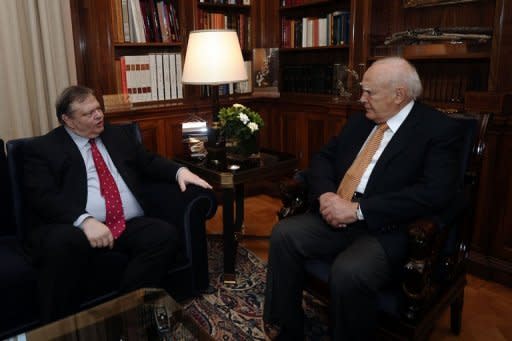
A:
34;224;91;323
264;212;358;339
329;234;392;341
114;216;177;291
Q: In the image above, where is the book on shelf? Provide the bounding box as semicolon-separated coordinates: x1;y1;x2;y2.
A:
198;61;252;97
115;0;181;43
281;64;334;94
119;52;183;103
199;0;250;3
281;11;350;48
196;9;250;50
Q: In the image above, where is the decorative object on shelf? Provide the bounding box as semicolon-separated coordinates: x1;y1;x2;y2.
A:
182;115;208;160
253;48;279;97
384;27;492;46
218;103;263;160
403;0;479;8
332;64;360;102
102;93;132;112
181;29;248;162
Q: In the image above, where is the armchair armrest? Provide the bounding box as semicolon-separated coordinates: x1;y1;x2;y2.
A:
139;183;217;292
402;217;458;321
277;173;309;220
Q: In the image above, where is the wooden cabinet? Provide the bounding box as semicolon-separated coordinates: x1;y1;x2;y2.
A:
107;100;212;158
71;0;512;285
249;96;360;168
465;92;512;286
364;0;509;112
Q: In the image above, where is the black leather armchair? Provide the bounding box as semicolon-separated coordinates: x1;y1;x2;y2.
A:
0;123;217;338
278;112;490;340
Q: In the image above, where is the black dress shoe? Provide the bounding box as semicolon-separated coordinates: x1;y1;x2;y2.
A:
264;322;281;340
264;323;304;341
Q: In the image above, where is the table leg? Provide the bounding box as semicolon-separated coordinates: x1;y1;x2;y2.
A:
222;185;245;284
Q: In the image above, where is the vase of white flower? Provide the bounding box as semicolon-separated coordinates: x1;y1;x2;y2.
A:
218;103;264;160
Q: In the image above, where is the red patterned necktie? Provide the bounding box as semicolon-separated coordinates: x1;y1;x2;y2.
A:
89;139;126;239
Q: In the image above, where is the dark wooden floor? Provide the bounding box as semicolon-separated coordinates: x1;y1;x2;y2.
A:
206;194;512;341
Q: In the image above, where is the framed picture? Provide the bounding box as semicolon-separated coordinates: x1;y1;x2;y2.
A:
403;0;479;8
252;48;279;97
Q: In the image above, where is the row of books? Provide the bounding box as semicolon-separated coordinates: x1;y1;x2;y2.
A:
200;61;253;96
281;11;350;48
280;0;309;7
199;0;251;4
196;10;251;50
120;53;183;103
281;64;336;94
115;0;181;43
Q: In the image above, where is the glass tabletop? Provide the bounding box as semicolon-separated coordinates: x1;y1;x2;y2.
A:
13;288;212;341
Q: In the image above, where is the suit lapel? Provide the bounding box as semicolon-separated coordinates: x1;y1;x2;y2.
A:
341;118;375;173
54;127;88;200
364;105;422;194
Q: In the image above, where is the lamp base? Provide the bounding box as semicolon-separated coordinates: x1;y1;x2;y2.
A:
206;121;226;164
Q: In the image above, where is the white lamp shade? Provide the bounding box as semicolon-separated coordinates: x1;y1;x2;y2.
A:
181;30;247;85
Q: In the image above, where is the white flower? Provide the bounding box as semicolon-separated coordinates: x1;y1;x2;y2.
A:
248;122;259;132
233;103;245;109
239;113;250;124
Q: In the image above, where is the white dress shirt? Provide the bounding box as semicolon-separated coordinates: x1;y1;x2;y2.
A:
65;128;144;228
355;100;414;220
355;101;414;194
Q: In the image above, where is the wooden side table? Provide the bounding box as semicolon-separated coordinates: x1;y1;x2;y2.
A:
174;149;298;284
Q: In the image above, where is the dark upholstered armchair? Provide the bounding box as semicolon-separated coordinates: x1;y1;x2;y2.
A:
278;112;490;340
0;123;217;338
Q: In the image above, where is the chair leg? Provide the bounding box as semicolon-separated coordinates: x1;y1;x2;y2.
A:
450;292;464;335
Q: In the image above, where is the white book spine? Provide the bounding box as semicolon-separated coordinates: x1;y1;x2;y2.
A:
163;53;171;100
141;54;151;102
149;54;158;101
156;54;165;100
128;0;146;43
175;53;183;99
169;53;177;99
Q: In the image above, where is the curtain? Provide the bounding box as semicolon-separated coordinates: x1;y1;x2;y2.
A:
0;0;77;140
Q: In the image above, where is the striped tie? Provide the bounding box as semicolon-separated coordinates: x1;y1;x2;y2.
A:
337;123;389;200
89;139;126;239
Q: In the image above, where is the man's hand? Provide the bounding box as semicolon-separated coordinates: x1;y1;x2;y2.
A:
82;217;114;249
177;167;212;192
319;192;358;228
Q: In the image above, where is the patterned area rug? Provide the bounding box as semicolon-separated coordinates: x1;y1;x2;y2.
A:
183;238;329;340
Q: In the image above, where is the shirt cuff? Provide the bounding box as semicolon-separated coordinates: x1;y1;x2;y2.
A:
356;204;365;220
176;166;188;182
74;213;92;228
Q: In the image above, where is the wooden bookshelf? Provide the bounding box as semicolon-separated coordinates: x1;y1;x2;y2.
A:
70;0;512;286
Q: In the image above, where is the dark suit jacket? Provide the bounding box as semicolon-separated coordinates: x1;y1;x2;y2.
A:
23;124;182;232
309;102;463;266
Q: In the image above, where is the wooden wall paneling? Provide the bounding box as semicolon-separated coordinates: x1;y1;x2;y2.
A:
349;0;372;67
491;119;512;261
70;0;117;102
136;119;166;156
253;0;280;48
489;0;512;92
163;115;187;158
250;100;282;152
280;110;303;165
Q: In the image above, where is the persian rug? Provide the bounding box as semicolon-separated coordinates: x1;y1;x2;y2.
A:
183;237;329;340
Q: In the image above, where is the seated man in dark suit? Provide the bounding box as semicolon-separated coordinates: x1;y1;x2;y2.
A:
263;57;463;340
23;85;212;322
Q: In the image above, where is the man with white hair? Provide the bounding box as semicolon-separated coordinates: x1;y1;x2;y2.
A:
264;57;464;340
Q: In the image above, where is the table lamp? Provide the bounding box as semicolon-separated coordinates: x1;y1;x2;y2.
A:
182;29;248;161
